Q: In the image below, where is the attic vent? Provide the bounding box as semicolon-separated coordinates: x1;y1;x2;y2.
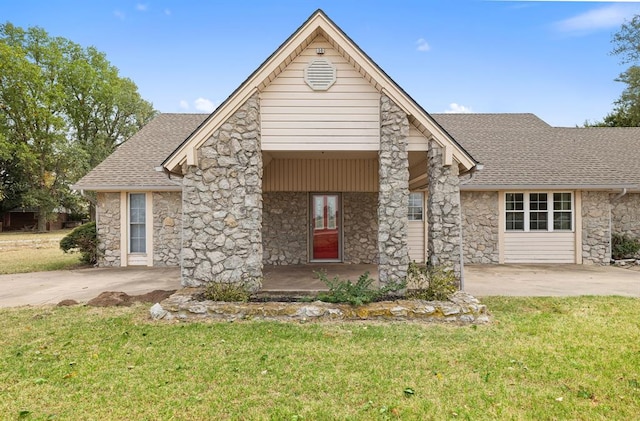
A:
304;58;336;91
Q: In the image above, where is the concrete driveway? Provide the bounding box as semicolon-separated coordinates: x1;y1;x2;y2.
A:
0;267;180;308
0;264;638;308
463;264;640;297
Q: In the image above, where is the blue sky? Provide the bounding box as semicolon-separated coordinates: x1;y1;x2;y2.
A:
3;1;640;126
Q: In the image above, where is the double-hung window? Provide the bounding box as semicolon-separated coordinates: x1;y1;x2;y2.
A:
505;192;573;232
408;192;424;221
129;193;146;253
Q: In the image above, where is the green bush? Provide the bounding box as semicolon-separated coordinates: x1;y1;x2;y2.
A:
405;261;457;301
612;233;640;260
202;281;252;302
316;271;405;306
59;222;97;264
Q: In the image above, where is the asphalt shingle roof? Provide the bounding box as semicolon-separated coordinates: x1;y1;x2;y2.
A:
75;112;640;191
73;114;208;190
432;113;640;190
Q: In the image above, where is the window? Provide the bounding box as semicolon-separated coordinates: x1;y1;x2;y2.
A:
129;193;146;253
408;192;424;221
505;192;572;232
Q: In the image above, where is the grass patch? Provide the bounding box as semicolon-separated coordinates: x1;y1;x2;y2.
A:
0;230;83;274
0;296;638;419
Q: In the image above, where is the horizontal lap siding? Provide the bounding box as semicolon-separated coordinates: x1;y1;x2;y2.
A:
261;36;380;150
408;221;426;263
504;232;575;263
408;124;429;151
263;159;378;192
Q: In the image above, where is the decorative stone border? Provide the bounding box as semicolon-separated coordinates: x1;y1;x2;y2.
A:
150;290;490;324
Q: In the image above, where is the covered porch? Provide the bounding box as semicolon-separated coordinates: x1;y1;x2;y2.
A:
262;263;378;292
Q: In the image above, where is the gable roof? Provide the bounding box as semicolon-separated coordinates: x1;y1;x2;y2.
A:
72;113;208;191
433;113;640;191
162;9;477;172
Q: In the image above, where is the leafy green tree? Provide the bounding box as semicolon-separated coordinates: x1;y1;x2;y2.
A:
593;16;640;127
0;23;155;230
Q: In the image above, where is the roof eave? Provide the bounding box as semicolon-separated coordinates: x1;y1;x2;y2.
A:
460;184;638;191
71;184;182;192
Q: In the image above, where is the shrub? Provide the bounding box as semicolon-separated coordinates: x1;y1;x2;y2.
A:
59;222;97;264
202;281;252;302
316;271;405;306
612;233;640;260
405;262;457;301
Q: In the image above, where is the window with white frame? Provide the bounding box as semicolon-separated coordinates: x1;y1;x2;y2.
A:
129;193;146;253
505;192;573;232
408;192;424;221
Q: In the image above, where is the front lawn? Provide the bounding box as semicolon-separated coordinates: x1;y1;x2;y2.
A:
0;230;83;274
1;296;638;419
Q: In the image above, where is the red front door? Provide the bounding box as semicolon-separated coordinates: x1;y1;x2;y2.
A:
311;194;340;260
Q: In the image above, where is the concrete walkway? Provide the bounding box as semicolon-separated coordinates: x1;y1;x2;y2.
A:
0;267;180;307
464;264;640;297
0;264;638;308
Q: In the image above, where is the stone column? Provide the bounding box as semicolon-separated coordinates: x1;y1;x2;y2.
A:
181;94;263;292
582;191;611;264
427;140;462;279
378;95;410;286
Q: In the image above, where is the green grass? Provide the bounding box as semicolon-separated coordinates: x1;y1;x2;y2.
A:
0;230;83;274
0;296;638;420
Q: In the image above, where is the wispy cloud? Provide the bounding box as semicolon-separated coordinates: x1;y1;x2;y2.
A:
178;100;189;110
444;103;473;114
554;4;640;34
416;38;431;52
164;9;172;16
194;98;216;113
113;10;125;20
136;3;148;12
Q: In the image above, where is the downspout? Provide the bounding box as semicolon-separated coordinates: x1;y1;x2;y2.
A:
609;188;628;262
458;164;484;290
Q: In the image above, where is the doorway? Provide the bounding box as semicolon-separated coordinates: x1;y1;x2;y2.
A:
310;193;341;261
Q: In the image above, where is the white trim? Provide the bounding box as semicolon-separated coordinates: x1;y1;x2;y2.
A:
145;192;153;267
574;190;583;264
498;191;505;264
119;192;127;267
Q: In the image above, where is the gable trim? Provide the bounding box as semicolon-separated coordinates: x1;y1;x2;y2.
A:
163;9;477;172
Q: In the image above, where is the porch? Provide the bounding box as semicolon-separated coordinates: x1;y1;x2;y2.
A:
262;263;378;292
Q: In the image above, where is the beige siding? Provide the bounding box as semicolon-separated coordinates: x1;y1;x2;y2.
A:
408;123;429;151
504;232;575;263
261;35;380;150
263;159;378;192
408;221;425;263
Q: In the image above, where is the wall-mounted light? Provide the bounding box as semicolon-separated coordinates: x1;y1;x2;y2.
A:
316;48;325;55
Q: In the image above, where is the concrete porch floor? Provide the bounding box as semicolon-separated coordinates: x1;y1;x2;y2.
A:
262;264;378;292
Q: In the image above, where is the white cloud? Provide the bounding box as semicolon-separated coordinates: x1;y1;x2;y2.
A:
178;100;189;110
194;98;216;113
416;38;431;52
554;4;640;34
113;10;125;20
444;103;473;114
136;3;148;12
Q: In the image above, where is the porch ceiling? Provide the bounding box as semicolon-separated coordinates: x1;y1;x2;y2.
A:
263;150;377;162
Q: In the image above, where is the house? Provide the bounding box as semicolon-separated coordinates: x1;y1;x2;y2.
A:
73;10;640;291
0;207;70;232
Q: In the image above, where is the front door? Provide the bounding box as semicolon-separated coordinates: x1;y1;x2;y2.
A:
311;194;341;261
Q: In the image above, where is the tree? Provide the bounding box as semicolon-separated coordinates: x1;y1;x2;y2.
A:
594;15;640;127
0;23;155;230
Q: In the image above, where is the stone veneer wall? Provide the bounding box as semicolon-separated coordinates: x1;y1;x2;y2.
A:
582;191;611;264
611;193;640;239
181;94;263;291
427;141;462;277
460;191;499;264
96;192;121;267
344;192;378;264
262;192;307;265
153;192;182;266
378;95;410;285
